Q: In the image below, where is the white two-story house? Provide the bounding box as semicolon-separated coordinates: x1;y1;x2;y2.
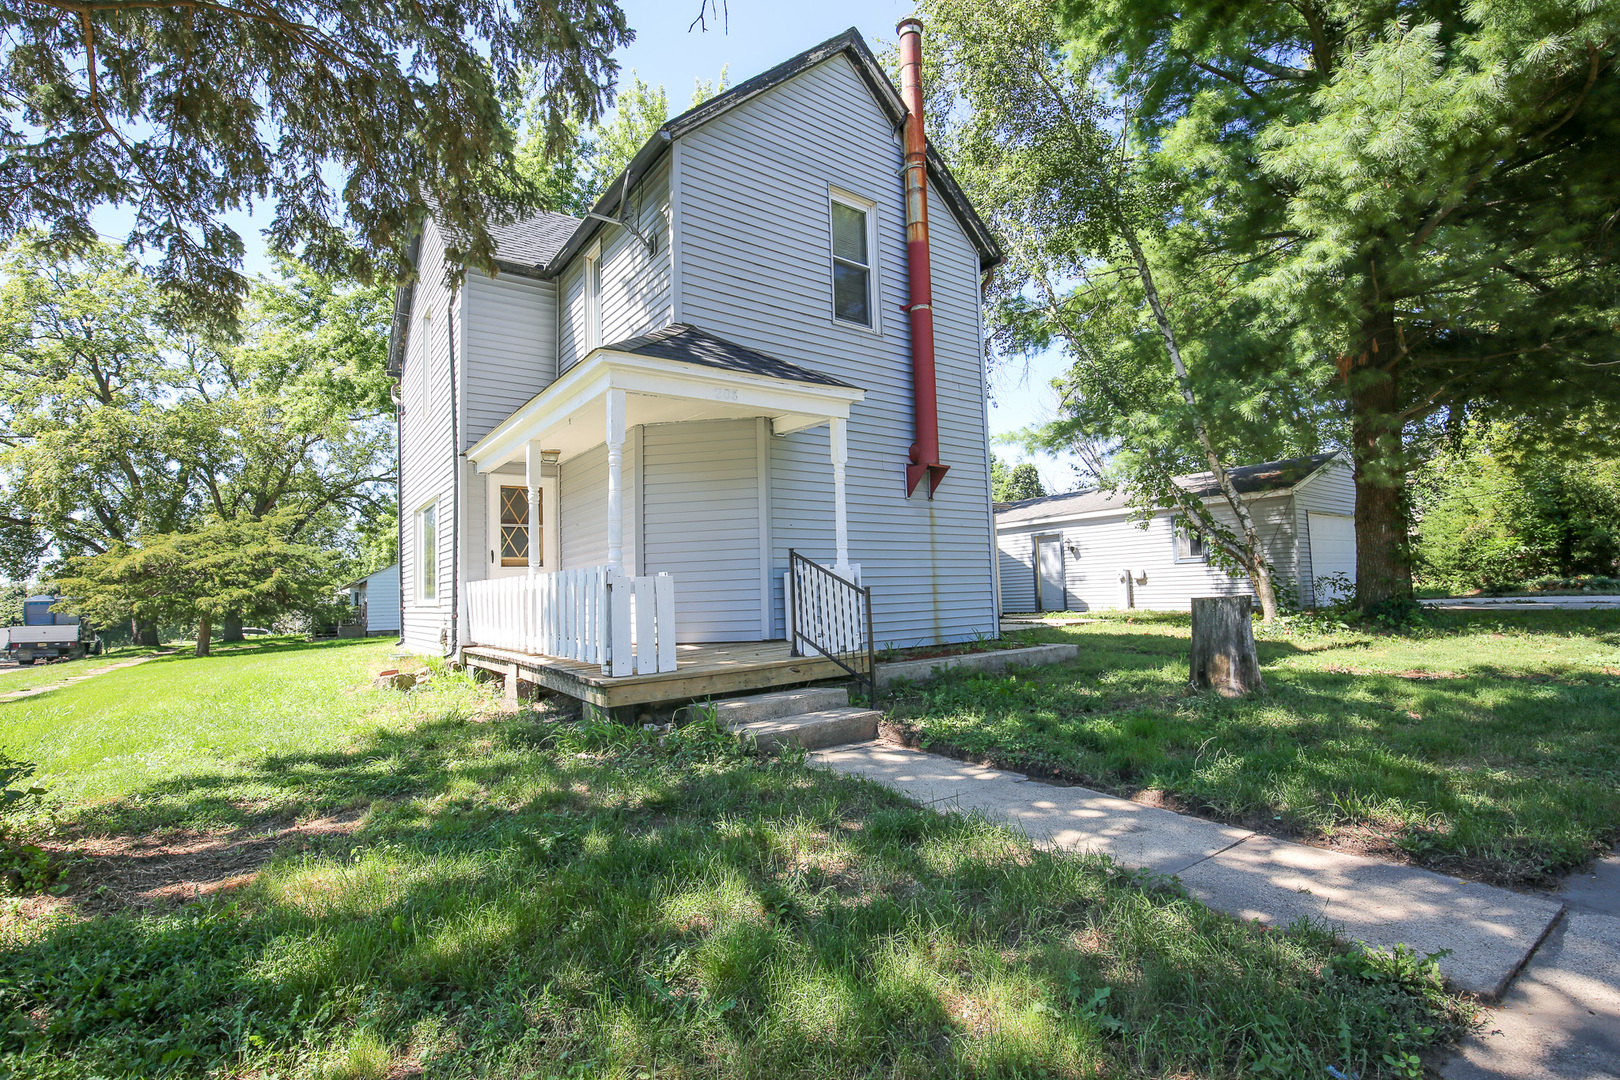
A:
389;26;1003;706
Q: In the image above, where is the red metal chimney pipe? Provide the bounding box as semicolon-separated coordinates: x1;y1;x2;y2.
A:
897;17;948;499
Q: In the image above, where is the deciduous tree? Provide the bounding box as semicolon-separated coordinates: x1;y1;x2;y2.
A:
56;515;333;657
922;0;1324;620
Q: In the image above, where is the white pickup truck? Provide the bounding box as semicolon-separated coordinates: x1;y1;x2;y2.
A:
4;596;99;664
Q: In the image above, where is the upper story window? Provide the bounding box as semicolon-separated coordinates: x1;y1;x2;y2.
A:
829;190;878;331
584;241;602;351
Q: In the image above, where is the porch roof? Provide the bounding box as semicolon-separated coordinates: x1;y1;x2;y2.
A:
465;324;867;470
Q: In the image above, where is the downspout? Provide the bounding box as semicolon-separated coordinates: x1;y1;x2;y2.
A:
393;381;405;647
898;18;947;499
446;300;460;660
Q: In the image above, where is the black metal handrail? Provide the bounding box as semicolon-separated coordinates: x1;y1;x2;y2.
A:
787;549;876;702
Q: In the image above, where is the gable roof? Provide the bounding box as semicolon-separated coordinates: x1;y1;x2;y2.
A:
500;27;1004;279
995;453;1342;527
603;323;860;389
484;210;581;275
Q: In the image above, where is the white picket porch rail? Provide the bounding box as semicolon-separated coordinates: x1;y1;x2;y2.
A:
464;568;677;676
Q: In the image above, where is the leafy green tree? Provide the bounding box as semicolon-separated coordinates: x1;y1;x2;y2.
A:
0;241;395;638
922;0;1323;619
0;237;194;579
992;458;1047;502
518;68;732;209
1413;421;1620;592
55;515;333;657
0;0;633;329
1058;0;1620;609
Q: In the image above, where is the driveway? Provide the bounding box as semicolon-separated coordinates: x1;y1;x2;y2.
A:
1420;595;1620;611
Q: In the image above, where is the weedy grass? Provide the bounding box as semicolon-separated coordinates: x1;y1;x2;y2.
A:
0;643;1469;1078
895;609;1620;885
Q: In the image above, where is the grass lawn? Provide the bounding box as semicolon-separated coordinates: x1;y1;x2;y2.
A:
891;610;1620;885
0;639;1468;1078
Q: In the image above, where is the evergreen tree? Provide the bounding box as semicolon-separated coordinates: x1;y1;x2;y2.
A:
1058;0;1620;609
0;0;634;330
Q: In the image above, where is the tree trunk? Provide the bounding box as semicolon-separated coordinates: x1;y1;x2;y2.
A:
1119;225;1281;621
1190;595;1264;696
1346;304;1413;609
195;615;212;658
133;618;160;648
219;616;244;644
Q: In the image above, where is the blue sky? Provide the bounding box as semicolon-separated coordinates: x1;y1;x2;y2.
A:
93;0;1075;490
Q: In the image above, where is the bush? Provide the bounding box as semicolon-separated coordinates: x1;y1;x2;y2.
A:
0;750;53;893
1413;422;1620;593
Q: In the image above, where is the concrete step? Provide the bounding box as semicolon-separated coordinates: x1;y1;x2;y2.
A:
731;707;880;752
677;685;849;725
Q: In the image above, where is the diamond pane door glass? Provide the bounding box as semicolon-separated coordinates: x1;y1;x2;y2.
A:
499;485;529;567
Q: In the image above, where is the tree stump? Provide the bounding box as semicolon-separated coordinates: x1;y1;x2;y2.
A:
1189;596;1264;697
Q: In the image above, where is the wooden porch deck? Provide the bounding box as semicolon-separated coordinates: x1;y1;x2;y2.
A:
461;640;849;710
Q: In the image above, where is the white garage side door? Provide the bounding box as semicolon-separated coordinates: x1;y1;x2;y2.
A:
1308;512;1357;605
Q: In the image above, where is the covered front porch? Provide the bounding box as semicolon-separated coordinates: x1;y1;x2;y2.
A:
461;324;867;683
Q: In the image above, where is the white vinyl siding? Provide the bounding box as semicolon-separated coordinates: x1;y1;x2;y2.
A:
641;420;763;642
398;220;457;652
997;496;1300;613
557;157;673;372
677;52;997;648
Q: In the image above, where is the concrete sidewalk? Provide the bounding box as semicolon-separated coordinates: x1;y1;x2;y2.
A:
1441;847;1620;1079
811;743;1563;1000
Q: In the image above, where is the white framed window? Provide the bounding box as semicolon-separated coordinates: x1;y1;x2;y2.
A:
828;188;879;332
416;501;439;601
1172;516;1207;563
583;241;602;351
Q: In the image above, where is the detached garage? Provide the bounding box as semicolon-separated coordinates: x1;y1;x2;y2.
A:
995;453;1356;613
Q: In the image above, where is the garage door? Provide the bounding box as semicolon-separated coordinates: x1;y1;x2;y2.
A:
1307;512;1357;605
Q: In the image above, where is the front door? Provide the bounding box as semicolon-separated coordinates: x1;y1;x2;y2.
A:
1036;536;1066;612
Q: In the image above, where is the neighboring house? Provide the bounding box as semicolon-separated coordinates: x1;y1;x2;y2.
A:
390;27;1003;692
343;564;401;636
995;453;1357;613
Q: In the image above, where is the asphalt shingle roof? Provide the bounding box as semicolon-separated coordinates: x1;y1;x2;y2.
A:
484;210;581;271
601;323;860;390
995;453;1340;526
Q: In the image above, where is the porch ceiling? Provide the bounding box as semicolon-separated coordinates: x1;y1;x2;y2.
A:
466;346;867;471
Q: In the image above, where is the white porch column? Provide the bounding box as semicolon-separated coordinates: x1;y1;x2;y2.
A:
830;416;850;574
524;440;545;574
605;387;627;571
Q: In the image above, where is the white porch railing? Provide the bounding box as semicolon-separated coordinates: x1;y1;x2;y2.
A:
464;568;678;675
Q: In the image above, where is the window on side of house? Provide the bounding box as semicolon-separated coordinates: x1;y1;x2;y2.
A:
417;502;439;601
583;242;602;351
829;193;875;328
1173;516;1207;563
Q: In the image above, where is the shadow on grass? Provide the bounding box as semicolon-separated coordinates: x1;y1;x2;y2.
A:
888;627;1620;885
3;695;1469;1080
